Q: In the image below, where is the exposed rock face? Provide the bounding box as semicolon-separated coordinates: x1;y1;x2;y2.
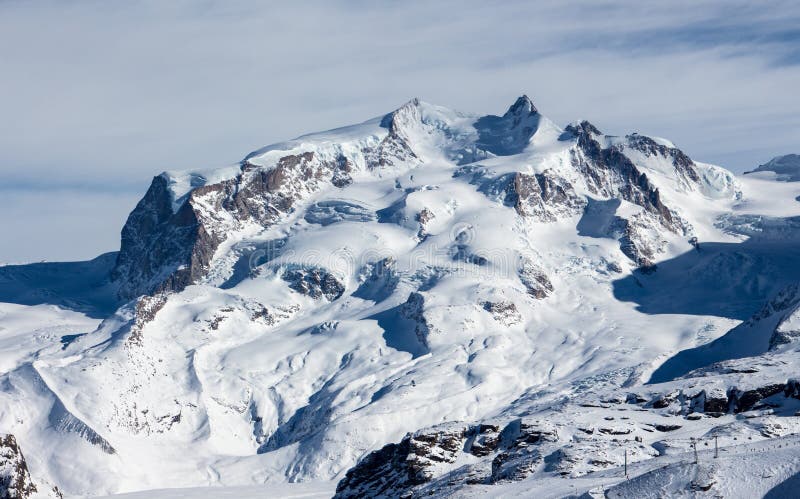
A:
689;388;729;414
126;293;168;347
0;435;37;499
334;426;468;499
372;99;422;168
468;424;501;457
647;381;790;416
768;285;800;350
567;121;682;231
112;151;363;300
282;267;345;301
482;301;522;326
49;397;116;454
564;121;694;269
400;292;432;349
730;384;786;413
111;175;205;300
624;133;699;184
755;283;800;323
450;226;488;266
517;258;553;299
334;419;557;497
616;214;665;271
785;379;800;399
489;420;557;482
650;390;679;409
415;208;434;239
505;170;586;221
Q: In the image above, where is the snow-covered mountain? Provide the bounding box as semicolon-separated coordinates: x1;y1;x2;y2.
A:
2;97;800;498
746;154;800;182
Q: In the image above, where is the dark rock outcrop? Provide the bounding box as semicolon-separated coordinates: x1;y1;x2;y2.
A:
489;420;557;482
111;174;208;300
505;170;585;221
649;382;789;417
767;286;800;350
624;133;699;183
567;121;681;231
0;435;37;499
482;301;522;326
729;384;785;413
565;121;693;269
468;424;501;457
335;419;557;497
616;215;662;271
654;424;682;432
126;293;168;347
650;391;679;409
334;426;468;499
400;292;432;349
690;389;729;415
415;208;435;239
282;267;345;301
112;151;363;300
517;258;553;299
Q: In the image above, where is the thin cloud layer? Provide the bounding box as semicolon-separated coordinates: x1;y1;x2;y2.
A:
1;0;799;261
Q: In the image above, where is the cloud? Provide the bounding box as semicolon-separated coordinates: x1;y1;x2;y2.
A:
1;0;799;261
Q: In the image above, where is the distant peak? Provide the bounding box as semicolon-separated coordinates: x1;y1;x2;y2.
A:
380;97;423;130
563;120;602;138
396;97;423;113
504;95;538;117
746;153;800;180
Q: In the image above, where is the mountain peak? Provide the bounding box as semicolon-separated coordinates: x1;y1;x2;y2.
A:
504;95;538;117
380;97;424;130
563;120;602;139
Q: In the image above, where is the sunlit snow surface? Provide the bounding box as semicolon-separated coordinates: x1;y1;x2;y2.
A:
2;98;800;497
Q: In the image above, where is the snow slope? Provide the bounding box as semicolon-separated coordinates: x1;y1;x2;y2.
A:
1;96;800;498
746;154;800;182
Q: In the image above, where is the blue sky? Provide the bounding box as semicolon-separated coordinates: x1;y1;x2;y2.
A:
1;0;799;262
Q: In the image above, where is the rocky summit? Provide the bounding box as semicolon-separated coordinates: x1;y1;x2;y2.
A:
2;96;800;497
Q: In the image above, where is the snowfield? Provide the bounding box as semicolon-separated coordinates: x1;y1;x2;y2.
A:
2;96;800;498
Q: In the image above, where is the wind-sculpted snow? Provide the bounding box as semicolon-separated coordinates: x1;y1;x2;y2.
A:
4;95;800;497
